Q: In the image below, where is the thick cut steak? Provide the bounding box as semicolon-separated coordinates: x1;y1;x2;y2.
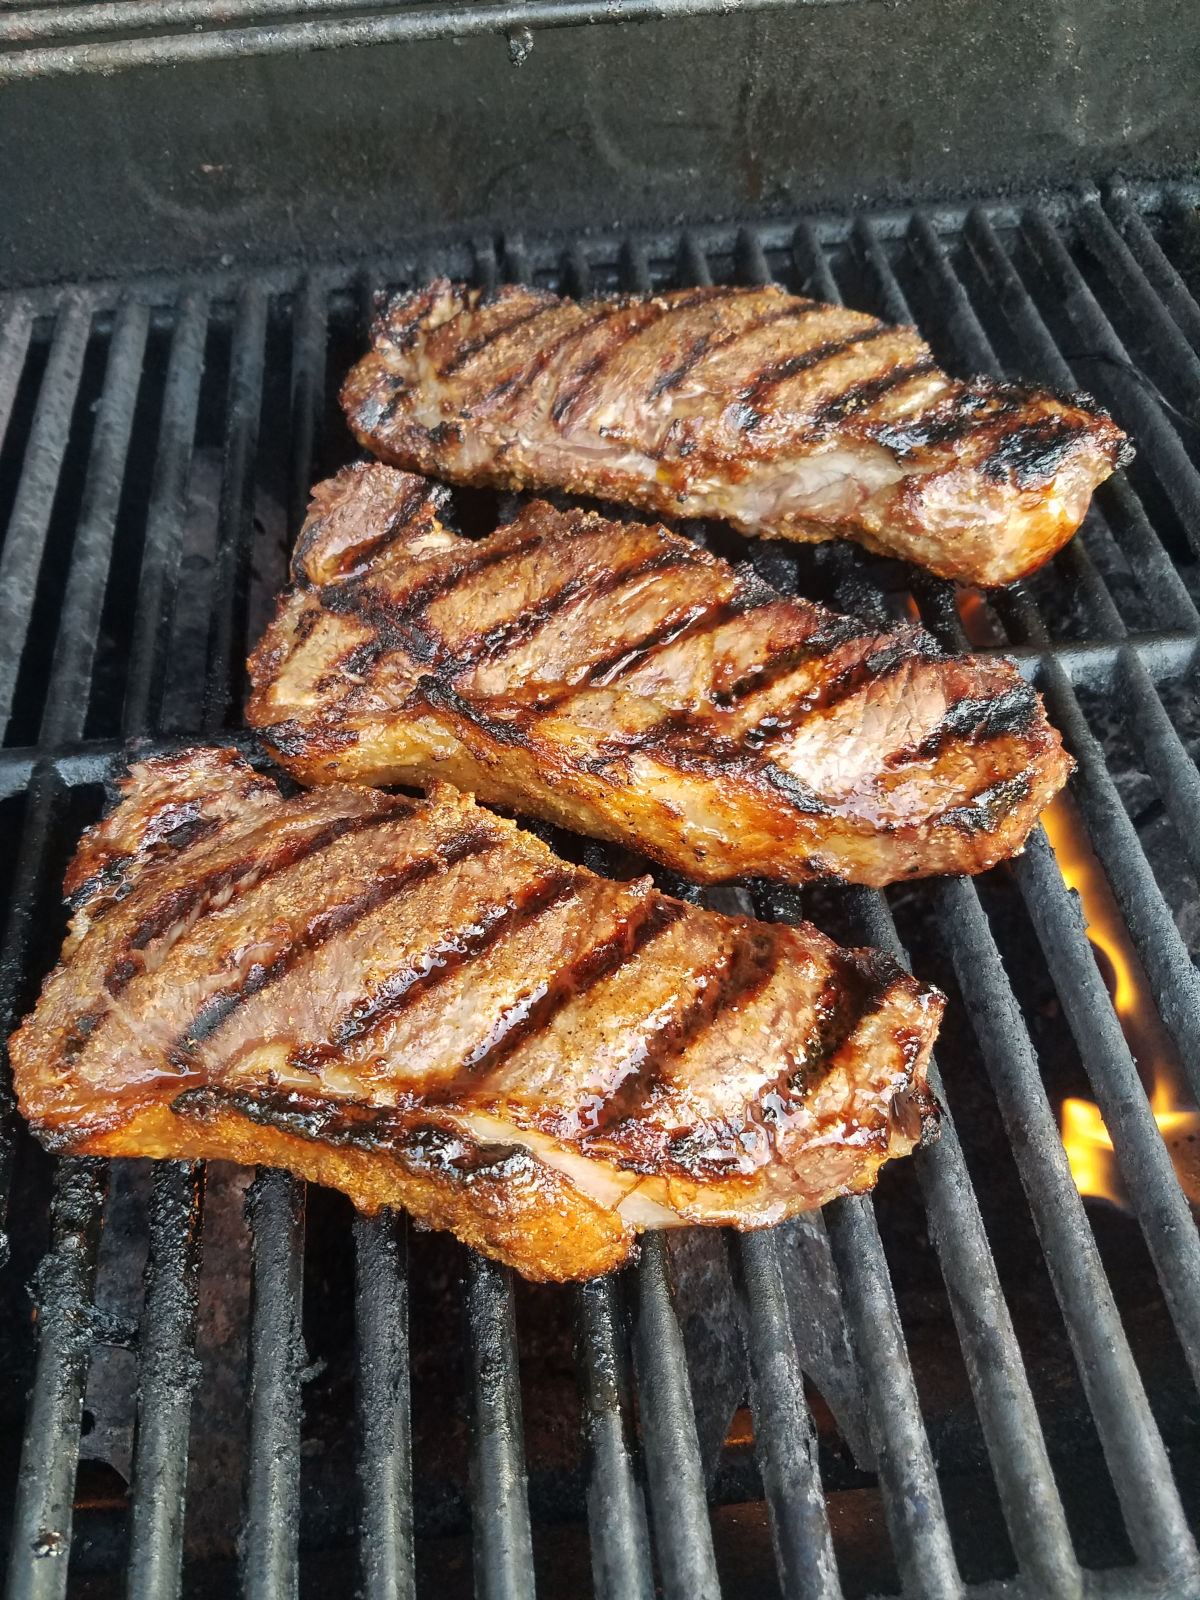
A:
10;749;942;1281
248;464;1072;887
341;280;1130;586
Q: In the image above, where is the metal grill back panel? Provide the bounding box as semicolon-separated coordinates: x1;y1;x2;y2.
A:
2;180;1200;1600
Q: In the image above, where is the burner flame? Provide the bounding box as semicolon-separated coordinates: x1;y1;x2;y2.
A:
1042;793;1200;1209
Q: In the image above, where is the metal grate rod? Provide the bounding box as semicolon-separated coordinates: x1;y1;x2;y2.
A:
241;1169;307;1600
630;1232;722;1600
39;298;150;747
824;1196;963;1599
4;1158;108;1600
288;275;327;543
845;885;1081;1598
122;289;209;738
1104;185;1200;351
937;875;1199;1584
731;1230;842;1600
353;1208;415;1600
0;292;92;738
463;1253;536;1600
126;1161;206;1600
0;297;34;459
203;281;268;735
573;1275;655;1600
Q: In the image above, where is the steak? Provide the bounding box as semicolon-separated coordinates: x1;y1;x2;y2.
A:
341;280;1131;587
9;748;942;1282
247;464;1072;887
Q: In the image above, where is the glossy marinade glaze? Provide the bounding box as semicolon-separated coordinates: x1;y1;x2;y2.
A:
9;749;942;1280
341;281;1131;587
248;463;1072;887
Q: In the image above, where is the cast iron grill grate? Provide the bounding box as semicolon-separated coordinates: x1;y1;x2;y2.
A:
2;179;1200;1600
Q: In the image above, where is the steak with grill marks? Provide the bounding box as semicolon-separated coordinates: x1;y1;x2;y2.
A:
247;464;1072;887
341;280;1131;587
10;748;942;1282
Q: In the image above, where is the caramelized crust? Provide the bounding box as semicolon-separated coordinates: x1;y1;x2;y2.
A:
247;464;1072;887
341;281;1131;587
11;749;943;1281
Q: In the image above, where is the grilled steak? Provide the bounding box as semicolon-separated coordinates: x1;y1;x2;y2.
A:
247;464;1072;887
10;748;941;1281
341;280;1130;587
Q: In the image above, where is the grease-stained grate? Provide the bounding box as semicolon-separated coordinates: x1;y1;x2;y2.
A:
2;181;1200;1600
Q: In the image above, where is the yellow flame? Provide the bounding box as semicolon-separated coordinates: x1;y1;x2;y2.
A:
1042;793;1198;1205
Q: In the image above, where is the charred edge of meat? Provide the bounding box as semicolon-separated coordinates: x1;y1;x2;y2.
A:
292;474;443;588
173;1085;539;1184
291;867;583;1072
170;824;499;1061
888;682;1042;766
935;772;1033;836
432;896;688;1100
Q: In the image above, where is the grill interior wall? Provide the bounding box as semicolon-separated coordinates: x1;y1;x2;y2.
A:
1;183;1200;1598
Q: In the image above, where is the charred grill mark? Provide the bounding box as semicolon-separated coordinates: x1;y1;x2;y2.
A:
888;682;1041;766
645;298;823;399
416;676;530;747
711;612;868;709
739;323;894;412
436;300;561;376
583;591;761;688
100;804;414;1000
468;307;613;410
170;825;498;1060
456;547;701;672
977;413;1092;487
812;359;938;426
434;896;687;1098
549;288;720;426
291;868;581;1070
933;772;1033;835
581;928;784;1149
869;387;1024;456
172;1088;539;1184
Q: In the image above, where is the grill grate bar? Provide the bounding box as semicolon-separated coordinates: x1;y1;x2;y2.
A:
242;1169;307;1600
289;275;328;543
823;1195;962;1599
1011;828;1200;1387
203;282;268;736
0;293;92;739
1077;193;1200;410
0;298;34;460
463;1254;536;1600
630;1232;721;1600
1020;205;1200;553
937;875;1199;1583
39;298;150;747
353;1208;415;1600
3;1158;108;1600
127;1161;206;1600
732;1230;843;1600
1104;185;1200;351
122;289;210;738
844;885;1081;1597
573;1276;655;1600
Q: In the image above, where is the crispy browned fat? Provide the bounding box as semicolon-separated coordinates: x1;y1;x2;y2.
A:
10;748;942;1281
341;280;1131;587
247;464;1072;888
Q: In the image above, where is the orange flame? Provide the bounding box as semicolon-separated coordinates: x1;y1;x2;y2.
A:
956;587;996;647
1042;792;1200;1207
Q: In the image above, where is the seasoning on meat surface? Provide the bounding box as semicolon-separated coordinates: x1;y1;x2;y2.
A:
248;464;1073;888
10;748;942;1281
341;280;1131;587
